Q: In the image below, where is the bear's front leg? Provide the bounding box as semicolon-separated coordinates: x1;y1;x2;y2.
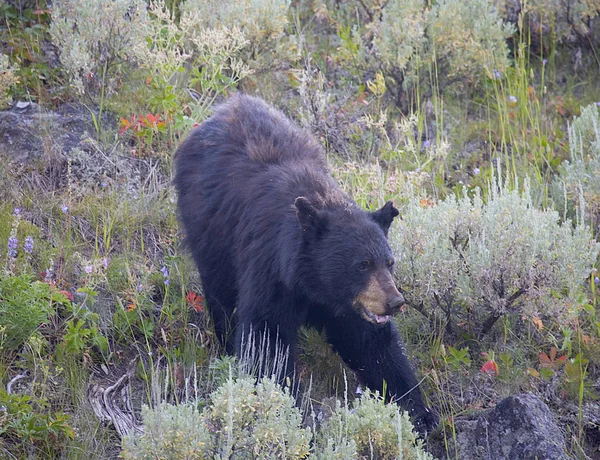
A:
324;311;439;436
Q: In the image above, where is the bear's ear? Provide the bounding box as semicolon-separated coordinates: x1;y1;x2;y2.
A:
295;197;326;236
371;201;399;236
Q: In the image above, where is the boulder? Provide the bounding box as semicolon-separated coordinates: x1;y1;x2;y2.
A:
430;393;571;460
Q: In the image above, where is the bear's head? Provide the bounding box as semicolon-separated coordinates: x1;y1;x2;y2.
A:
295;197;404;324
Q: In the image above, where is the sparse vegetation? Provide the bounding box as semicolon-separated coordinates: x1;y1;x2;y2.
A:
1;0;599;457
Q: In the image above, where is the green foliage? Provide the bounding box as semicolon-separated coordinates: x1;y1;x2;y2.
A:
49;0;148;96
0;275;52;351
122;376;311;459
445;346;472;371
315;390;434;459
0;53;18;108
391;175;600;338
0;390;75;457
130;0;252;136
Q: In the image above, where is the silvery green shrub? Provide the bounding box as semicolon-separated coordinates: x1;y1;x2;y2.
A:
558;103;600;232
0;53;18;108
182;0;291;50
314;390;435;460
391;175;599;337
121;403;210;459
203;376;311;459
122;376;311;459
371;0;428;89
370;0;513;93
427;0;515;81
49;0;148;96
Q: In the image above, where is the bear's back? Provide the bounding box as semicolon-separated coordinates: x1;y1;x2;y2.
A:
197;94;327;168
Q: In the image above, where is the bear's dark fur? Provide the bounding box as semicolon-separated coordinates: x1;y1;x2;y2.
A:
174;94;437;433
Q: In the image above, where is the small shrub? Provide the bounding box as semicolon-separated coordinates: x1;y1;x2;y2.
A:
427;0;515;82
0;53;18;108
131;0;252;132
121;403;210;459
121;376;311;459
49;0;148;96
203;376;311;459
391;174;600;338
371;0;427;89
558;103;600;233
0;275;53;351
0;390;75;457
314;390;434;460
182;0;290;51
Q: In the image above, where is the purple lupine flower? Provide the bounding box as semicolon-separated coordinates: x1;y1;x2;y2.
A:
160;266;170;285
509;95;517;103
423;140;430;148
473;167;480;175
493;69;501;79
85;264;93;274
137;283;144;292
595;276;600;285
101;180;108;188
61;205;69;214
24;236;34;254
44;259;55;282
13;208;21;216
8;236;18;258
102;257;108;270
542;59;547;65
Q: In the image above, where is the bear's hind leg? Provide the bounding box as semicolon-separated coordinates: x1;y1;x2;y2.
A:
234;292;301;388
195;263;238;354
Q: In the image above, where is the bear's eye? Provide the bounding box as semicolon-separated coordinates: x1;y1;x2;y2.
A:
386;259;395;269
358;260;372;272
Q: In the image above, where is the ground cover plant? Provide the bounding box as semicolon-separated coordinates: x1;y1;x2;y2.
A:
0;0;600;458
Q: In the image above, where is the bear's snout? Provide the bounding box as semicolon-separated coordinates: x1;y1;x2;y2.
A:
387;294;405;313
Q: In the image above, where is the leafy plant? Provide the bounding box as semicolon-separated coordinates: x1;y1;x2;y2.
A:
0;390;75;457
121;402;209;459
445;346;471;371
119;113;168;156
0;275;53;351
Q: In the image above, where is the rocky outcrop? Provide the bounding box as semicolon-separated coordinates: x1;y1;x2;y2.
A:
430;393;572;460
0;101;92;163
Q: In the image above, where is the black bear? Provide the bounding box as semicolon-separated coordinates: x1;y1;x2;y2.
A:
174;94;438;433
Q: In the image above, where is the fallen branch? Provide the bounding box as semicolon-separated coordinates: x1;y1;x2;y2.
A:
87;358;142;438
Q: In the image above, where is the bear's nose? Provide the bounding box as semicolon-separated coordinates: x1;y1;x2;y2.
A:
388;295;405;312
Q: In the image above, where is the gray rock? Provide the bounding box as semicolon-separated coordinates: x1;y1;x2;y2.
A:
0;102;92;163
430;393;571;460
